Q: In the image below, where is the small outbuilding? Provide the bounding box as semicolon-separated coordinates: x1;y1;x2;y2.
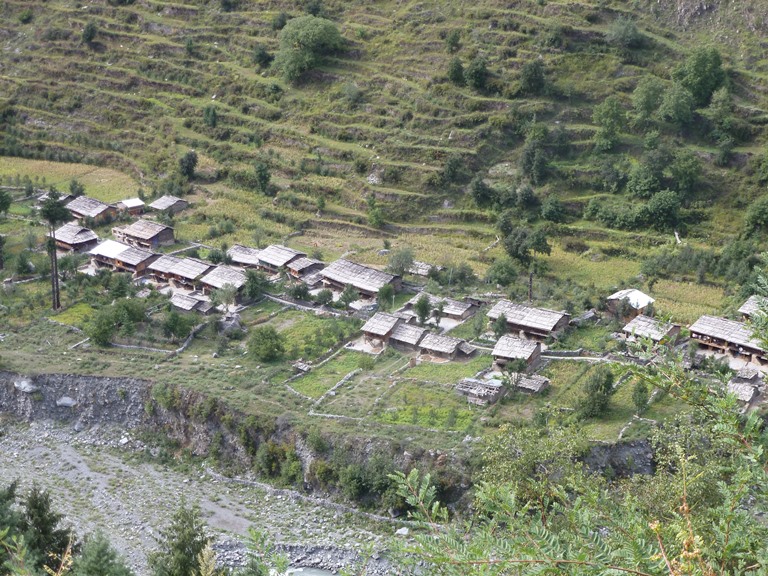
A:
508;373;551;394
320;259;401;299
492;335;541;369
227;244;262;269
487;300;570;340
170;292;213;314
402;292;475;322
622;315;680;345
148;195;189;215
66;196;117;224
199;265;247;296
116;198;145;215
419;333;475;361
361;312;402;347
88;239;158;276
51;222;98;253
607;288;654;319
389;323;426;351
113;219;175;250
256;245;307;274
739;295;766;320
287;257;325;279
456;378;505;406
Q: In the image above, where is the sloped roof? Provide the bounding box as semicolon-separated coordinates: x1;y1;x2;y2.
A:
492;335;539;360
390;323;426;346
622;315;676;342
52;222;97;245
118;198;145;209
170;258;212;280
66;196;113;218
607;288;655;310
89;239;131;259
420;333;464;354
727;381;758;403
200;265;247;289
119;219;173;241
258;244;306;268
227;244;262;267
408;261;443;276
737;366;762;381
487;300;569;332
149;195;187;210
287;257;323;273
38;192;73;205
170;292;202;311
148;254;182;275
117;246;156;266
689;315;763;351
361;312;401;336
406;292;472;317
320;259;397;293
739;295;766;318
509;373;550;393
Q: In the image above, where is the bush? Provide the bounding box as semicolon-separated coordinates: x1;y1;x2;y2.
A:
519;59;545;96
248;326;286;362
465;56;489;91
447;57;465;86
272;16;343;82
540;197;566;223
605;17;643;50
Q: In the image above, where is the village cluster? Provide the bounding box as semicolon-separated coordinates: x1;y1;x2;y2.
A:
49;193;768;409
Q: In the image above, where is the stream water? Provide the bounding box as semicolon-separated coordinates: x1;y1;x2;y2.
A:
287;569;335;576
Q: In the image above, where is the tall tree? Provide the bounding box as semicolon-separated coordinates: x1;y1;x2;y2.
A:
40;188;70;310
0;189;12;215
414;293;432;325
71;532;133;576
178;150;198;180
22;486;73;573
0;235;6;270
148;501;210;576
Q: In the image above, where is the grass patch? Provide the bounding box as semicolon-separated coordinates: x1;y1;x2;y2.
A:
403;354;492;384
53;302;94;328
374;380;474;431
651;280;726;324
289;351;367;399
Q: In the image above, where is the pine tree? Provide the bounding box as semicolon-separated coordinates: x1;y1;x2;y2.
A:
71;532;133;576
22;486;73;572
148;502;210;576
40;188;70;310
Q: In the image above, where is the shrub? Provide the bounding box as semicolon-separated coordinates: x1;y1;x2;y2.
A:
605;17;643;50
447;57;465;86
465;56;489;91
272;16;343;82
519;59;545;95
248;326;286;362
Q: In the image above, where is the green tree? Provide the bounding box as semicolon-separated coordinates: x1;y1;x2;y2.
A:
519;59;545;95
485;256;517;287
673;46;725;106
444;29;461;53
211;283;238;313
631;76;664;127
366;195;384;228
272;15;343;82
540;196;565;223
72;532;134;576
40;188;70;310
447;57;465;86
244;269;269;300
465;56;489;91
315;288;333;306
503;226;550;266
338;284;359;307
657;82;694;128
414;293;432;325
254;162;271;195
576;365;615;418
0;189;10;216
643;189;681;230
592;95;624;151
377;283;395;311
387;247;414;277
632;379;649;414
178;150;198;180
69;179;85;197
203;105;217;128
469;176;493;207
248;326;286;362
605;17;643;50
744;195;768;234
149;502;210;576
82;21;97;44
492;313;507;339
162;310;194;343
668;148;701;197
22;486;73;573
626;161;660;199
253;44;274;68
0;235;6;270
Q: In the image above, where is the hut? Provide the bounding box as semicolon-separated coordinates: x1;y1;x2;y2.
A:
456;378;505;405
360;312;402;348
689;315;766;365
227;244;262;269
148;195;189;215
419;333;475;360
113;219;175;250
320;259;401;299
199;265;247;296
286;257;324;279
607;288;654;319
389;323;426;351
116;198;145;215
622;315;680;345
38;191;73;206
170;292;213;314
739;295;766;320
148;256;212;290
402;292;475;322
508;373;551;394
88;239;158;276
50;222;98;253
66;196;117;224
487;300;570;340
256;245;307;274
492;335;541;369
408;261;443;277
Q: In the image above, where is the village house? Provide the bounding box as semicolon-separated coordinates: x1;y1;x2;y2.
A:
508;373;551;394
286;257;324;279
116;198;145;216
199;265;247;297
50;222;98;253
492;335;541;370
402;292;475;322
360;312;402;348
408;261;443;277
37;191;73;206
88;239;158;276
487;300;570;340
148;195;189;215
419;333;475;361
606;288;654;319
147;255;212;290
389;323;426;351
170;292;213;314
255;245;307;274
113;219;175;250
226;244;262;269
689;315;766;365
66;196;118;225
739;295;766;320
456;377;505;405
622;315;680;345
320;259;401;299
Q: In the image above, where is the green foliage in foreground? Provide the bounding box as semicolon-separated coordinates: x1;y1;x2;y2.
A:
389;347;768;575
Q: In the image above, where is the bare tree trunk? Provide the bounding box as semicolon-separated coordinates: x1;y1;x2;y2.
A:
48;226;60;310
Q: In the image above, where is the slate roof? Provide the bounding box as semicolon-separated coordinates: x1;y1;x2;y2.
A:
607;288;655;310
727;381;758;403
227;244;262;267
52;222;97;245
390;323;426;346
117;246;156;266
492;335;539;360
736;366;762;381
170;292;202;311
361;312;401;337
487;300;569;333
739;295;766;318
148;255;182;275
287;257;323;273
171;258;212;280
509;373;550;393
689;315;763;351
66;196;114;218
406;292;472;317
89;239;131;259
118;219;173;241
200;265;247;289
258;245;306;268
149;195;187;211
408;261;443;276
118;198;145;209
321;259;397;294
622;315;676;342
420;333;464;354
